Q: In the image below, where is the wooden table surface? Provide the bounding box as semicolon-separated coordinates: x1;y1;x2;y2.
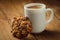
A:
0;0;60;40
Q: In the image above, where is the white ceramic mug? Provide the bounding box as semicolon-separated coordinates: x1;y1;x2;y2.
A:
24;3;54;33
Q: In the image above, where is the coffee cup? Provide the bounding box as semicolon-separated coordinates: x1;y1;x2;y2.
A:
24;3;54;33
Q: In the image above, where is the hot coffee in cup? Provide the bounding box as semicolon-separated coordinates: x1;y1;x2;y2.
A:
27;5;42;9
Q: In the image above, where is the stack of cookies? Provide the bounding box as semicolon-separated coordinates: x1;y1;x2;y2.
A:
11;16;32;39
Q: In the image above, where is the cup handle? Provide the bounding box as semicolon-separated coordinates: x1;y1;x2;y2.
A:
46;8;54;24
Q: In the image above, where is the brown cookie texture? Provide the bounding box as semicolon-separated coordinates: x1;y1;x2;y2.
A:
11;16;32;39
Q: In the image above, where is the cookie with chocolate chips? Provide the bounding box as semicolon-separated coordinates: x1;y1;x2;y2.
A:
11;16;32;39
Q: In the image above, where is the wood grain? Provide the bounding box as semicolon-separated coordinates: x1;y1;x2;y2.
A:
0;0;60;40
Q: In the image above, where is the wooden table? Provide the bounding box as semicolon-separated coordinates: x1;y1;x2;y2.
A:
0;0;60;40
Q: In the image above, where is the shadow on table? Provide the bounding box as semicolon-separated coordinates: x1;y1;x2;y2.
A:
21;30;60;40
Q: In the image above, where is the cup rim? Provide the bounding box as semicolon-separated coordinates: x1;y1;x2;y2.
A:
24;3;46;10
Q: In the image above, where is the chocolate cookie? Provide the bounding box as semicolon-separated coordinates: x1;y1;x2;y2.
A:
11;16;32;39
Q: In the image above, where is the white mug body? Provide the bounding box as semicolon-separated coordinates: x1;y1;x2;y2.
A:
24;3;54;33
